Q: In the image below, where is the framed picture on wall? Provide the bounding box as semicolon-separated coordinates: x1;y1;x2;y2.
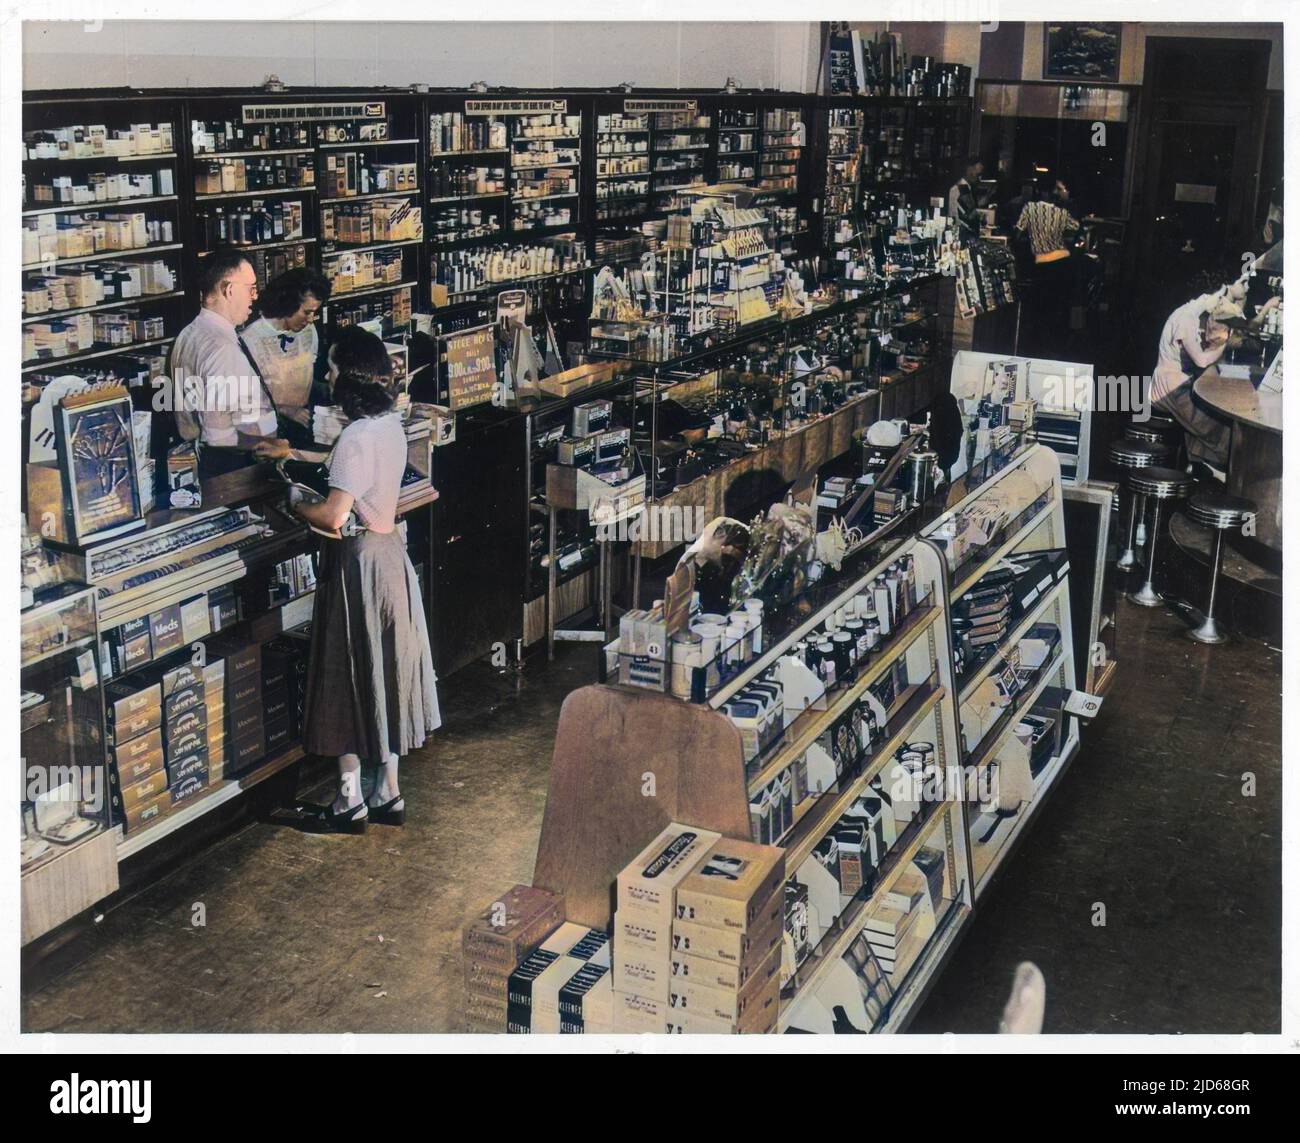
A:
1043;23;1122;83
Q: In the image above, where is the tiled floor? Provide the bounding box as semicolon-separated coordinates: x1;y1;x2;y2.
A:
22;595;1282;1035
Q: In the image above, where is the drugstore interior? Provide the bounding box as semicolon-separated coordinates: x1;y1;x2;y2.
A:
16;17;1284;1036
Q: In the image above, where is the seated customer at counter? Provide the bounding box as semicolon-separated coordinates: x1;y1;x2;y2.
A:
1148;279;1247;477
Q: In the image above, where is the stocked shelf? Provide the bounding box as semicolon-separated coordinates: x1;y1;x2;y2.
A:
197;237;315;256
116;746;305;861
326;279;416;301
23;194;178;216
22;336;174;373
193;147;315;159
318;188;420;204
317;138;419;148
193;185;317;201
321;238;423;256
778;792;954;1025
744;602;939;796
779;682;945;870
22;289;185;324
22;241;184;271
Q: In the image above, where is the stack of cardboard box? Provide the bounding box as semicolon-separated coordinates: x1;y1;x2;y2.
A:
506;924;613;1034
462;884;564;1033
667;837;784;1034
611;823;720;1033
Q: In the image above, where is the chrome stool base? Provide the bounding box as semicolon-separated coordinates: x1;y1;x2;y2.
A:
1128;583;1164;608
1117;547;1138;571
1186;612;1230;644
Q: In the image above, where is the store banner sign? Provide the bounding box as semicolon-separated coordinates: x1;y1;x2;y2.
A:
242;102;385;123
466;99;566;116
625;99;698;113
444;327;499;411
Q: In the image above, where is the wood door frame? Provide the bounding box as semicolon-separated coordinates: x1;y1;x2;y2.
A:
1130;36;1270;291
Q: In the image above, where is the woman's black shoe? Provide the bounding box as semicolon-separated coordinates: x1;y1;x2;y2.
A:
317;801;368;834
366;795;405;827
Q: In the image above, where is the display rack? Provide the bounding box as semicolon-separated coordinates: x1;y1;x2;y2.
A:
514;441;1086;1033
922;445;1080;898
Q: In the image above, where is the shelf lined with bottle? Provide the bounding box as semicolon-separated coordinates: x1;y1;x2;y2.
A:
649;110;712;213
716;108;759;186
820;106;865;248
758;106;805;204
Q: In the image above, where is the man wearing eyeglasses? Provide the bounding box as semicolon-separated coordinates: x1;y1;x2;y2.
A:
170;250;292;474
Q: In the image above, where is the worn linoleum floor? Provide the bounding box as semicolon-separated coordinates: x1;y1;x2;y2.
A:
22;597;1282;1035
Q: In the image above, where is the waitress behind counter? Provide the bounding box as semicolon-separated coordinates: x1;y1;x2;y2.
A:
289;329;441;834
241;267;333;453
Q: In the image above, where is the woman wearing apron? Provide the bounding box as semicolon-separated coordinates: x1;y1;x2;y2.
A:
290;331;440;832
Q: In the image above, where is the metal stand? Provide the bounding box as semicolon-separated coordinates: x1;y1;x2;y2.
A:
1116;490;1143;571
1128;497;1166;607
1186;528;1230;644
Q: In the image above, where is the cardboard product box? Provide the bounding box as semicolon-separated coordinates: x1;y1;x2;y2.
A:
612;989;668;1035
617;823;720;920
667;970;780;1034
227;704;264;744
671;907;782;975
170;768;210;806
144;660;205;698
112;724;164;773
462;884;565;975
113;765;169;810
166;725;207;764
148;603;185;658
165;705;207;751
166;747;208;786
226;727;265;774
207;636;260;684
227;674;262;713
505;947;561;1033
464;989;509;1033
208;589;238;633
163;682;205;728
612;908;673;1000
179;594;211;644
201;656;226;692
669;943;775;994
674;838;785;932
104;680;162;745
262;687;292;727
668;945;780;1025
264;713;293;755
114;618;152;673
123;788;170;834
522;924;610;1034
558;962;614;1034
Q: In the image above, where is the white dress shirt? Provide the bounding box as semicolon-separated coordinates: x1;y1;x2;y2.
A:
1150;292;1227;405
169;307;277;448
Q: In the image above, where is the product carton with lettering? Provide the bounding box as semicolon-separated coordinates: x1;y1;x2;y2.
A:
617;822;720;920
668;945;780;1027
674;838;785;931
462;884;565;988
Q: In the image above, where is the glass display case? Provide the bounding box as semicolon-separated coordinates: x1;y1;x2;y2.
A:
21;584;109;874
922;444;1080;899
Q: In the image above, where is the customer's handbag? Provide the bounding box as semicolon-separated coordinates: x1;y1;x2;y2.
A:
273;458;365;540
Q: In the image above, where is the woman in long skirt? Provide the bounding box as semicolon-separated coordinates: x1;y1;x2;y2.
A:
291;330;440;832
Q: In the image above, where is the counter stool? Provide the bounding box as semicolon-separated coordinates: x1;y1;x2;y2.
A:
1108;439;1171;570
1128;413;1184;469
1184;492;1256;644
1126;466;1193;607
